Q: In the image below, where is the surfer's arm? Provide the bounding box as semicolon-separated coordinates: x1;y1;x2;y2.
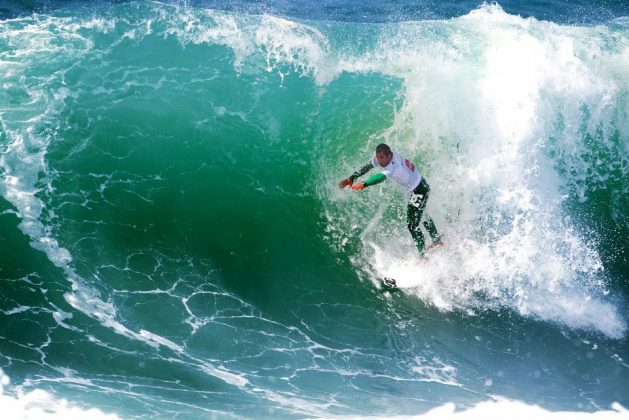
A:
350;173;386;190
350;162;375;181
364;173;386;186
339;162;375;189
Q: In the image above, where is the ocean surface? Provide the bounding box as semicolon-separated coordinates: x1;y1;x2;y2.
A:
0;0;628;418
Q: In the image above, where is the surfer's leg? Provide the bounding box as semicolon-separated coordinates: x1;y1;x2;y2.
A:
423;217;440;242
407;193;428;254
407;214;426;254
413;179;440;244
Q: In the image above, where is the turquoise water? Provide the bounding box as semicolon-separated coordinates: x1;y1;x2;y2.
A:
0;1;628;418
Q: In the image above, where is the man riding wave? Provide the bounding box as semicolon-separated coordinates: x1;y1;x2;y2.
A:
339;143;442;259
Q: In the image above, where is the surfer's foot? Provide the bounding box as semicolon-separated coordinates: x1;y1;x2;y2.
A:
431;234;445;247
384;277;397;288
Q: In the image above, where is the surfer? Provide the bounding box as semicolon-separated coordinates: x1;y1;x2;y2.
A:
339;143;442;257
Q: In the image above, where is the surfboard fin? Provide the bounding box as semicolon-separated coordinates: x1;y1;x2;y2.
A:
383;277;397;288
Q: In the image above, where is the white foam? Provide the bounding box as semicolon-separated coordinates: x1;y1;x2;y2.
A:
254;15;336;84
411;357;458;386
314;399;629;420
157;6;338;84
0;369;120;419
0;389;122;419
317;4;628;337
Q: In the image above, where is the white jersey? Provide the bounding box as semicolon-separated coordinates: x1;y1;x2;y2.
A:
372;152;422;192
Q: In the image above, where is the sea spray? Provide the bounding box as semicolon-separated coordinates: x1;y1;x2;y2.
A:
323;4;628;337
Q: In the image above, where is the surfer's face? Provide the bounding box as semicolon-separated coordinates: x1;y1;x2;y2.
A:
375;151;392;167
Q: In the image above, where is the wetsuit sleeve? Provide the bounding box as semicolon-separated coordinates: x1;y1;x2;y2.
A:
364;173;386;187
349;162;374;181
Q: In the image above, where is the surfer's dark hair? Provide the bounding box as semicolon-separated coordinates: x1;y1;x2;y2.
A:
375;143;392;156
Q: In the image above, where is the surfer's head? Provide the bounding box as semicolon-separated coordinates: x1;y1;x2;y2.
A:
375;143;393;166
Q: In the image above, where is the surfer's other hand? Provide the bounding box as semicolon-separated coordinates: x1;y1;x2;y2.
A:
339;178;353;189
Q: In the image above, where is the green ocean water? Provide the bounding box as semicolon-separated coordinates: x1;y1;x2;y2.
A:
0;2;628;418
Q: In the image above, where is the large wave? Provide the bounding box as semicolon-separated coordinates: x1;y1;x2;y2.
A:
1;1;627;339
149;1;629;337
0;2;627;417
318;5;628;337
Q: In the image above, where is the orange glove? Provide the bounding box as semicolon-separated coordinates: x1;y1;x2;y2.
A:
351;182;366;191
338;178;353;189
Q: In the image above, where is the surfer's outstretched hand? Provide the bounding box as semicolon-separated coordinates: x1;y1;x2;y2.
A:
338;178;353;189
350;182;365;191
